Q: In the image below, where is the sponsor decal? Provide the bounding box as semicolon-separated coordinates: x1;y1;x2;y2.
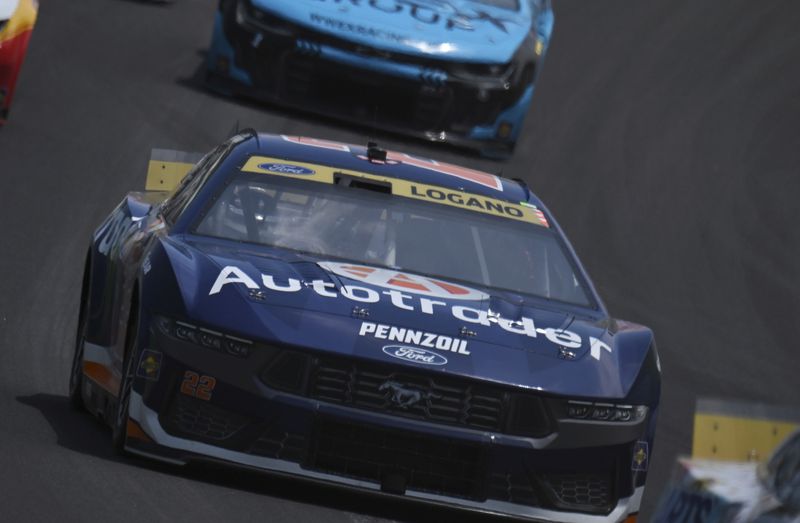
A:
590;337;612;361
320;262;488;301
382;345;448;366
407;184;526;220
208;266;611;359
309;0;514;33
632;441;649;471
257;162;315;175
309;13;408;43
384;151;503;191
521;201;550;227
136;350;162;381
361;322;470;355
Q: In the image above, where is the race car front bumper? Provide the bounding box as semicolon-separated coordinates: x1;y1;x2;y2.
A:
129;392;645;522
125;319;653;522
205;3;538;157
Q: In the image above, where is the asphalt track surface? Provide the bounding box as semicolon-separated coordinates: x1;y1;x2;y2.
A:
1;0;799;521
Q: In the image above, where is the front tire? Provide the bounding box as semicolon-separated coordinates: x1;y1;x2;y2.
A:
68;260;91;410
67;329;85;411
111;301;140;455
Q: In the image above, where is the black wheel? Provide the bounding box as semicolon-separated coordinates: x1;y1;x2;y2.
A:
68;262;91;410
67;323;86;410
111;302;140;455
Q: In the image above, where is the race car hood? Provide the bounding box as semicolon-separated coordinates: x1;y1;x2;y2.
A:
166;237;654;400
251;0;532;63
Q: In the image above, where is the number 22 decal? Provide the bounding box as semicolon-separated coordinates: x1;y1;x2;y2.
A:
180;371;216;401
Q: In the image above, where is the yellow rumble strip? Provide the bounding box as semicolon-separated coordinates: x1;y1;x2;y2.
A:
692;398;800;461
145;149;205;191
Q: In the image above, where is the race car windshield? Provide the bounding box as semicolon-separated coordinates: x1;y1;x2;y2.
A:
470;0;519;10
195;174;591;307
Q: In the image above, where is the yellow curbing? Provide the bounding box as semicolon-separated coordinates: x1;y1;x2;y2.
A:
692;399;800;462
145;160;195;191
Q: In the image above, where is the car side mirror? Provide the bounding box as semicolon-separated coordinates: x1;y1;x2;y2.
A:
125;195;152;222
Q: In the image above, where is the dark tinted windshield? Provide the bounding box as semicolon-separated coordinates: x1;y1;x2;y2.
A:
195;174;591;306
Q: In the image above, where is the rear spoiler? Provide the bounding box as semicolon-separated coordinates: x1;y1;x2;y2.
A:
145;149;205;191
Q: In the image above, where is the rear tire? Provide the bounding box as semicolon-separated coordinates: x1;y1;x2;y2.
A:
111;300;140;455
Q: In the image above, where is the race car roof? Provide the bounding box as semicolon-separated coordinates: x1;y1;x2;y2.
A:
245;134;537;206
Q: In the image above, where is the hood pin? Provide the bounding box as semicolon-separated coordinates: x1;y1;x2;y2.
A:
351;306;370;319
459;326;477;338
558;346;577;360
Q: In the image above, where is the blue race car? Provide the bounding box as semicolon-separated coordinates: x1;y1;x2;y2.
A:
205;0;554;157
69;132;660;521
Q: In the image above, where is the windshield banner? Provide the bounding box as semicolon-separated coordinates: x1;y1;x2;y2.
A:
241;156;549;227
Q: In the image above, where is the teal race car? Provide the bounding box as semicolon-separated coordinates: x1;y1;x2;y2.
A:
206;0;554;157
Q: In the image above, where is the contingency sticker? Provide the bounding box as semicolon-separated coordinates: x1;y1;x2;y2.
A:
632;441;649;471
240;156;549;227
136;350;162;381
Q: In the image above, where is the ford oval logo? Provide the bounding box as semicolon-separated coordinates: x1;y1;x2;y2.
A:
258;163;315;175
381;345;448;366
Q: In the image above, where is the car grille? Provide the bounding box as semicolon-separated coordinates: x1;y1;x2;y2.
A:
308;420;619;512
281;51;450;131
309;355;509;432
486;470;615;511
487;472;543;507
542;472;613;508
164;393;249;441
250;424;307;463
310;418;485;500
